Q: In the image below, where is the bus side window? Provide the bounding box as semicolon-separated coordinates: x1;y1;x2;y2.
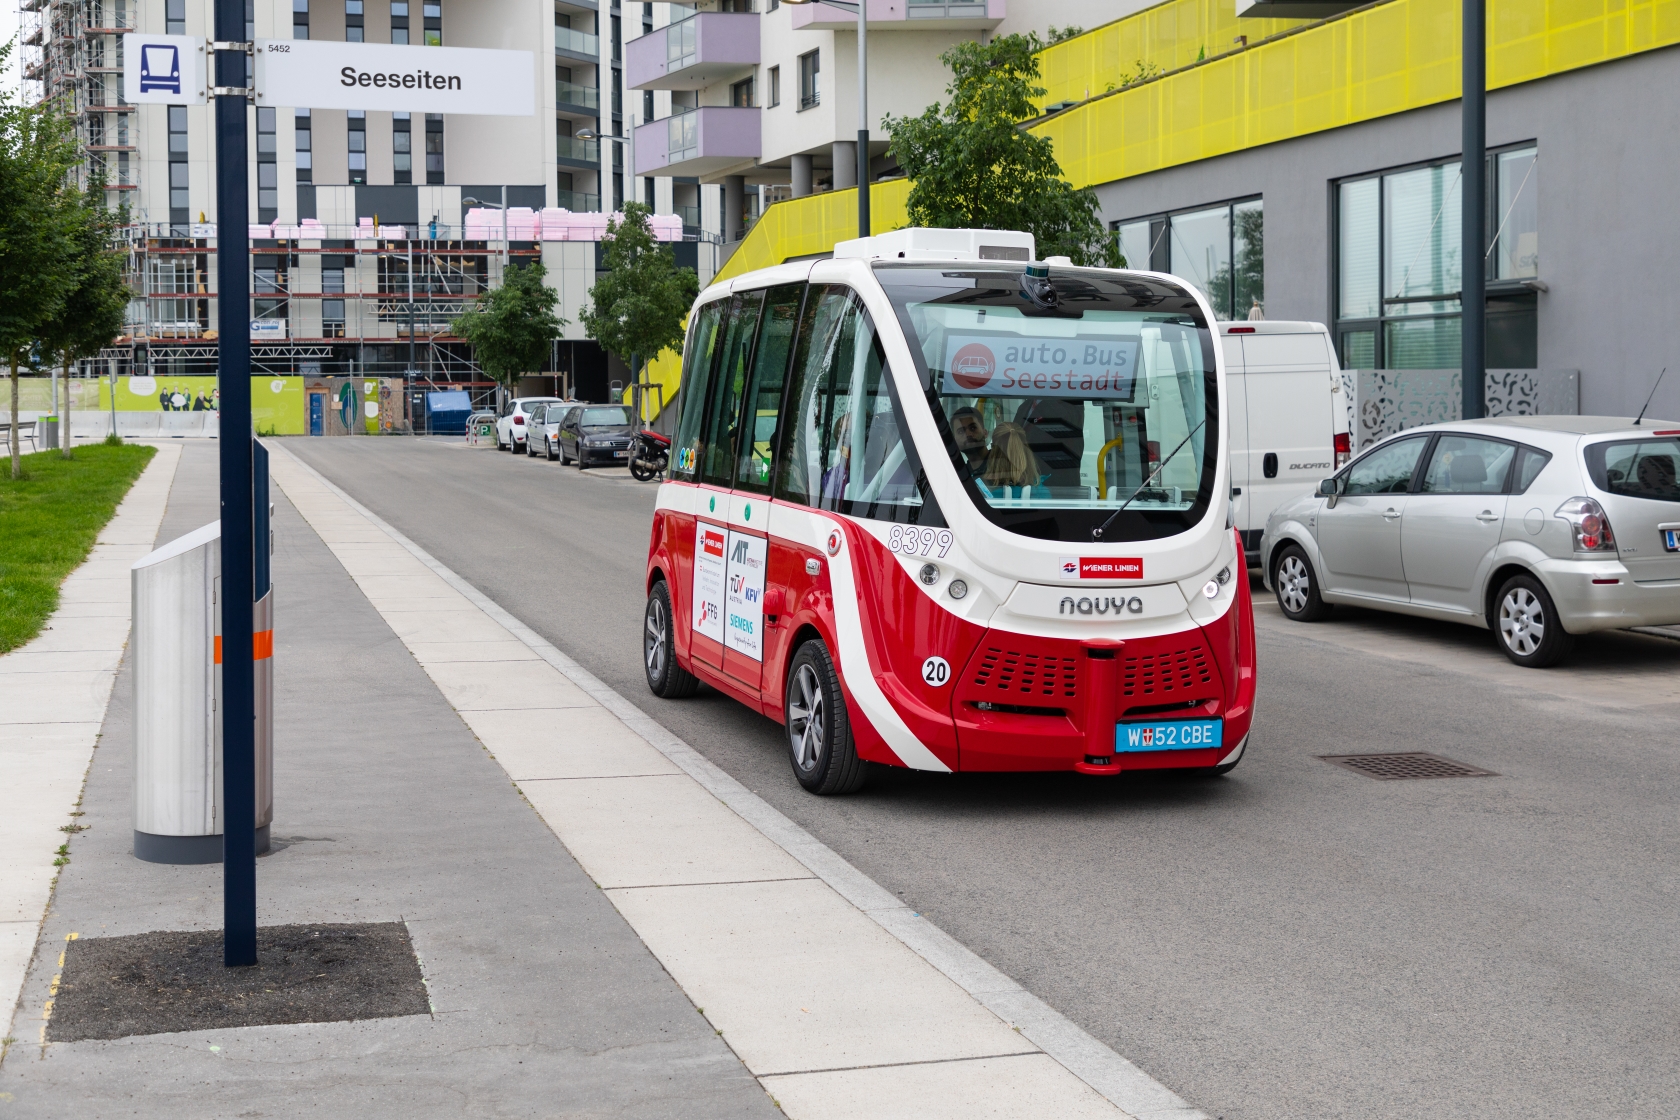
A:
670;300;726;481
699;290;765;489
734;284;806;495
776;286;851;506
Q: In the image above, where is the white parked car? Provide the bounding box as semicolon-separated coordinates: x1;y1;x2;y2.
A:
1260;416;1680;666
525;401;579;460
496;396;561;452
1222;322;1352;567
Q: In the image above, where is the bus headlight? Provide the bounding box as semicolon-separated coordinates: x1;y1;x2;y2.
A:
1203;579;1220;599
919;563;940;586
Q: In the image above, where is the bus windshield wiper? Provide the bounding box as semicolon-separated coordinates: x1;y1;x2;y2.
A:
1091;418;1207;541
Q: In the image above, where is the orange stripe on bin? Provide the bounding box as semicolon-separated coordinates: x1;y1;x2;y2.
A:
213;631;273;664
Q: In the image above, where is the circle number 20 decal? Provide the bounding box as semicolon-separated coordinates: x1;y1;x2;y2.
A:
921;656;951;687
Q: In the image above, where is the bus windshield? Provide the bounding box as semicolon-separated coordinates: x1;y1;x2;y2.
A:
875;264;1219;543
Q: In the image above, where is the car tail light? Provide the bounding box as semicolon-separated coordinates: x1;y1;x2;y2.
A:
1334;432;1351;468
1555;497;1617;553
513;415;524;425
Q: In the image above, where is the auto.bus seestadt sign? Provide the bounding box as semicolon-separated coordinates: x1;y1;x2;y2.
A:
125;35;533;114
254;40;534;114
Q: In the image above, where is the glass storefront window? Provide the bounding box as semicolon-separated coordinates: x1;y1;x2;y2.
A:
1496;148;1538;279
1338;178;1379;320
1169;206;1231;320
1383;161;1461;318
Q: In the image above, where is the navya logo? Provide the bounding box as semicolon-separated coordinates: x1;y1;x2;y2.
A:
728;613;754;634
139;43;182;93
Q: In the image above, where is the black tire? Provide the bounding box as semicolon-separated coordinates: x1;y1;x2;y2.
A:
559;441;572;465
545;436;558;461
644;581;700;699
784;641;868;795
1272;544;1333;622
1493;573;1574;667
630;457;656;482
526;436;538;457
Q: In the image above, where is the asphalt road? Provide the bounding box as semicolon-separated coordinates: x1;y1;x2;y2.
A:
286;436;1680;1120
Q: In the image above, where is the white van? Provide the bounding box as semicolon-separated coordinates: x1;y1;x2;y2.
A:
1222;322;1350;566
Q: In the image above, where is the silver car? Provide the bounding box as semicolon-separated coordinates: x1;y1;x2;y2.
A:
1260;416;1680;666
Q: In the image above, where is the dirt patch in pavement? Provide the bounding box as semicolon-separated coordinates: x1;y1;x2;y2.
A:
48;922;430;1041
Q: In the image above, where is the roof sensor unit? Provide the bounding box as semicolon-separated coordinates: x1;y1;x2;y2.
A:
834;227;1035;263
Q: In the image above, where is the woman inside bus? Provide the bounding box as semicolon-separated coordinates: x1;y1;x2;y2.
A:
978;422;1046;496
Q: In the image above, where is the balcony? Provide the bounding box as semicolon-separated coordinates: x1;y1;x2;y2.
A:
791;0;1002;31
556;134;600;165
554;25;599;59
556;78;599;114
556;188;601;211
634;105;758;178
626;11;757;92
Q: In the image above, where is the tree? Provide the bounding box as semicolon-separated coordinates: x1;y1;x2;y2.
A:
38;179;131;458
1;43;81;478
450;259;565;406
580;202;698;393
883;34;1121;268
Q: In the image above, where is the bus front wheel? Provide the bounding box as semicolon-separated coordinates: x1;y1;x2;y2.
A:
785;641;867;796
644;582;700;699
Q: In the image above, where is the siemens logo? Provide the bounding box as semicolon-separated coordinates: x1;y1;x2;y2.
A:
340;66;462;90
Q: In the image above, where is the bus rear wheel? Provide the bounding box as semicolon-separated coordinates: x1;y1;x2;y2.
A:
785;641;867;795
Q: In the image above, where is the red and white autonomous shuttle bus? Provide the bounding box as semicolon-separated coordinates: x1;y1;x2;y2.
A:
642;228;1256;794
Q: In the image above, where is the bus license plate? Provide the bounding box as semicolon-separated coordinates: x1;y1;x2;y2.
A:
1664;529;1680;552
1116;719;1223;752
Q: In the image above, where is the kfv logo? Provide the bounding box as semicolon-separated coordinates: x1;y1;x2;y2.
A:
731;540;750;563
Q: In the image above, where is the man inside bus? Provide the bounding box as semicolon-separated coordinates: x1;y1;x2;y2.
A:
950;406;991;477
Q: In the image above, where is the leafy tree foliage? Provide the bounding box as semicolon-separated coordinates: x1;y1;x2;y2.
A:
883;34;1120;268
450;259;566;399
38;178;132;456
580;202;699;380
1;45;81;476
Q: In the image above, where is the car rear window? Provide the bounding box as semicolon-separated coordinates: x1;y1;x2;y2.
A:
1586;437;1680;501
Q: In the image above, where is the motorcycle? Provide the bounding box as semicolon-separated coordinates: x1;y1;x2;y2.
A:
629;428;670;482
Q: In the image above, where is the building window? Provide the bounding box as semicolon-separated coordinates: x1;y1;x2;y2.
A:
1334;145;1537;370
1113;197;1262;321
256;107;278;222
292;0;308;38
345;0;363;41
643;89;654;121
798;50;819;110
767;64;779;107
168;105;189;228
425;114;443;184
166;0;185;34
730;76;754;107
294;109;311;182
423;0;441;45
393;112;411;184
390;0;409;42
348;109;366;183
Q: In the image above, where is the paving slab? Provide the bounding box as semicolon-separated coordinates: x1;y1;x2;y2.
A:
0;441;780;1120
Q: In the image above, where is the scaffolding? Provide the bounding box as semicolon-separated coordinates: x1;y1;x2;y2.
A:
22;0;139;201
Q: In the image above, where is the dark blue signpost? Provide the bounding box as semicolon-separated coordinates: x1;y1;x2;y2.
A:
213;0;258;968
1462;0;1486;421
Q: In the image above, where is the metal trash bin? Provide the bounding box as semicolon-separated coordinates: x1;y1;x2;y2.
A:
131;521;274;863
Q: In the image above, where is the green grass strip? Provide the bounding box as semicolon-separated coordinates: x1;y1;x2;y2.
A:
0;443;157;654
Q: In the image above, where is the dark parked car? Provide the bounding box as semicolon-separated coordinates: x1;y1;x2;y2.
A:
559;405;636;469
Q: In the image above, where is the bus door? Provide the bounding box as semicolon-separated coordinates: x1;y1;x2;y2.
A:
722;284;806;694
665;296;726;672
689;288;763;676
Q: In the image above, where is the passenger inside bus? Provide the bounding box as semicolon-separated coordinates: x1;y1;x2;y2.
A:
950;406;990;477
979;422;1045;492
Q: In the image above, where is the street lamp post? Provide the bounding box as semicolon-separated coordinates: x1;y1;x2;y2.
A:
574;124;634;212
784;0;868;239
1462;0;1486;420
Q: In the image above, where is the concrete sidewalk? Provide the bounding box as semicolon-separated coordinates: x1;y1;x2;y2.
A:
0;442;778;1117
1;440;1197;1118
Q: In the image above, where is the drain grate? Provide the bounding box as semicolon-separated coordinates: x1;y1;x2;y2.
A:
1318;752;1498;780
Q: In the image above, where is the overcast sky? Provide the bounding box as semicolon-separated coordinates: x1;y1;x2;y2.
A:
2;2;25;99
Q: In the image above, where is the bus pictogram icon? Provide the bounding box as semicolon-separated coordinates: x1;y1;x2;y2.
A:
140;44;182;93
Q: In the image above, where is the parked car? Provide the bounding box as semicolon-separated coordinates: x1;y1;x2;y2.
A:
496;397;561;452
558;404;636;469
1221;322;1352;568
526;402;579;460
1261;416;1680;666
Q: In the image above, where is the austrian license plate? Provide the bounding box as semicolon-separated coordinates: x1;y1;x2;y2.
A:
1664;529;1680;552
1116;719;1223;752
614;449;631;458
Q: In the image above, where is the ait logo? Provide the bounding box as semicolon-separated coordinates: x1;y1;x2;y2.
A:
731;539;750;563
949;343;997;390
826;530;843;556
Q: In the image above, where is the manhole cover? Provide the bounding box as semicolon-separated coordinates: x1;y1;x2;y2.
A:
1318;752;1498;780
